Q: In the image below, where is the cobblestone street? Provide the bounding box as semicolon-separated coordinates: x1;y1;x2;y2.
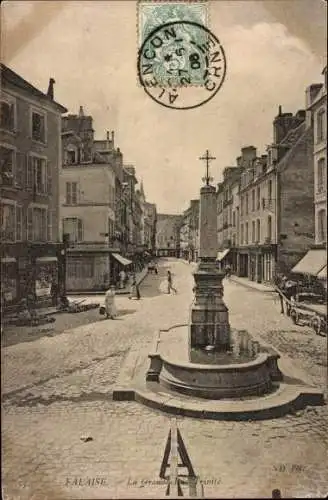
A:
2;259;328;499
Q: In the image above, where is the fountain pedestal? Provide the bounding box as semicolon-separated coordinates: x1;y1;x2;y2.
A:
189;183;230;350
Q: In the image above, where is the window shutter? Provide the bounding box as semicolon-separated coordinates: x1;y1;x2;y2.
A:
26;155;34;189
66;182;71;204
27;206;33;240
78;219;83;241
15;152;23;187
47;210;52;241
47;161;52;194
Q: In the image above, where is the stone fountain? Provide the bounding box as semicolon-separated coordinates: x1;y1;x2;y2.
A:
147;151;283;401
113;151;325;419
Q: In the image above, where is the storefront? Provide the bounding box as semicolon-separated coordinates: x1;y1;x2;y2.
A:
237;251;249;278
291;248;327;294
110;253;133;286
1;257;18;307
216;249;231;271
35;256;58;304
1;242;63;312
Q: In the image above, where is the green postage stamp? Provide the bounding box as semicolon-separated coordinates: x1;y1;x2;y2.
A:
138;1;210;87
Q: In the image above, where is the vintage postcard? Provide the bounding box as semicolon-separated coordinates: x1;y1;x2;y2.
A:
1;0;327;499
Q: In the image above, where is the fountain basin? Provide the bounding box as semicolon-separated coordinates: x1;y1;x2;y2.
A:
159;353;278;399
147;325;282;400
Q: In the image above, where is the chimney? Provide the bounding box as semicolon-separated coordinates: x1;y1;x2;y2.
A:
278;105;282;116
305;83;323;128
241;146;257;168
111;131;115;147
273;108;304;144
47;78;55;100
79;106;84;117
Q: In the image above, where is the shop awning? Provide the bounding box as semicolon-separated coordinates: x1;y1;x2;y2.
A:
36;256;58;263
317;265;327;279
216;249;230;262
111;253;132;266
291;249;327;276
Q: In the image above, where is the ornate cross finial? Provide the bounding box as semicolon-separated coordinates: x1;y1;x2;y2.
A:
199;150;216;185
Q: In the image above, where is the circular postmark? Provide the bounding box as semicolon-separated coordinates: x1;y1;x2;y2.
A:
138;20;226;110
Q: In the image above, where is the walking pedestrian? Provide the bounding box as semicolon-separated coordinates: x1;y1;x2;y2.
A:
225;264;231;278
167;270;177;294
119;269;126;289
129;275;141;300
104;284;117;319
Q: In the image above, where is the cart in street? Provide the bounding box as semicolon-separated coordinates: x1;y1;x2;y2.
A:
289;292;327;336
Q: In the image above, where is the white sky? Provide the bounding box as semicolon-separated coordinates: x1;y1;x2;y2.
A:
1;0;327;214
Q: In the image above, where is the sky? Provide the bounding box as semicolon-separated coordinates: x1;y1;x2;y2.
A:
1;0;327;214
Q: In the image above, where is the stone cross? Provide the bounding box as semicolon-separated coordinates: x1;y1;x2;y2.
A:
199;149;216;185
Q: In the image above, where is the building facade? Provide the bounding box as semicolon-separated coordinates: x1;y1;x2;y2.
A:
290;70;327;286
237;145;277;282
235;104;316;282
307;70;327;246
1;64;67;310
216;165;243;271
179;200;200;261
144;201;157;253
61;110;128;291
156;214;182;257
60;163;117;291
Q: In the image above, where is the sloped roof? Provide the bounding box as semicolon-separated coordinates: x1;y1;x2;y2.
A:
280;121;306;148
277;124;312;173
1;63;67;113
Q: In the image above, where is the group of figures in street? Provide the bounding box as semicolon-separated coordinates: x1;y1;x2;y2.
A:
101;268;178;319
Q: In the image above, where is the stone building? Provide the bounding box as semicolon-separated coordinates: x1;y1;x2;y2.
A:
1;64;67;310
156;214;182;257
308;70;327;246
179;199;199;261
144;201;157;254
237;145;277;282
61;110;131;291
123;165;143;258
216;165;243;271
236;104;315;282
291;68;327;282
93;129;126;254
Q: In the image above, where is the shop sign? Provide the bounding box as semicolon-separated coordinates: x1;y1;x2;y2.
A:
35;279;51;297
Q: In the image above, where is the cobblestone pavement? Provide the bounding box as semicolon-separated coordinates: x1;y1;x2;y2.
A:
2;259;328;499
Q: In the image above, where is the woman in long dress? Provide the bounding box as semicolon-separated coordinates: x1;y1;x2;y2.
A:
104;285;117;319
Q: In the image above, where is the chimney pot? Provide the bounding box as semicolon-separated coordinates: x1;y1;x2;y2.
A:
79;106;84;117
47;78;55;100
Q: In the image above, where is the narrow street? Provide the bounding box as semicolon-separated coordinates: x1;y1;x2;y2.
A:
2;258;328;499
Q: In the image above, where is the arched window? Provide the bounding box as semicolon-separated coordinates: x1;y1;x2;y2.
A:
63;217;83;242
317;210;327;243
317;158;326;193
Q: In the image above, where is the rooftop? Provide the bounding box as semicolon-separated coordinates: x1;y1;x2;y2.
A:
1;63;67;113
